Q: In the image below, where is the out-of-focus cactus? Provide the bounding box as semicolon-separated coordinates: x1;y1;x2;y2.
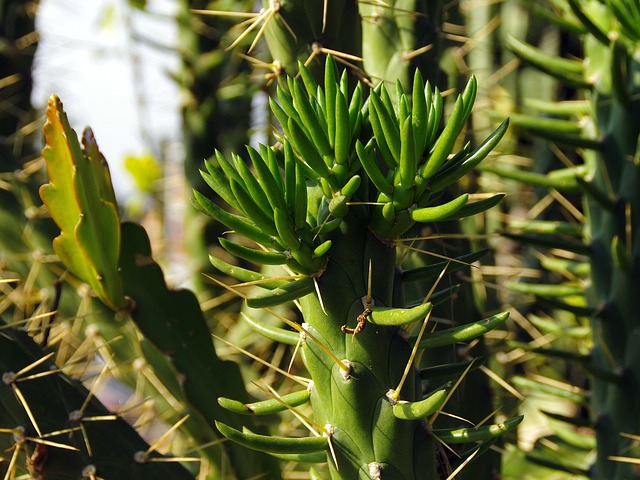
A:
200;0;451;90
0;325;193;479
194;56;517;479
485;1;640;478
176;0;260;297
0;0;51;277
358;1;446;89
0;0;38;163
36;95;280;479
178;0;254;187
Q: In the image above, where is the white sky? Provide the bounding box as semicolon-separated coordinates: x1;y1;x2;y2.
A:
32;0;180;199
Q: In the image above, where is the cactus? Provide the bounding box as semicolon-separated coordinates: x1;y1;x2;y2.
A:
34;95;281;478
199;0;452;91
194;56;517;478
22;2;534;478
484;1;640;477
0;324;194;479
187;3;518;478
1;4;222;475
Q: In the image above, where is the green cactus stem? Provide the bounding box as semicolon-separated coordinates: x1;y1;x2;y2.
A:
196;57;515;478
502;1;640;477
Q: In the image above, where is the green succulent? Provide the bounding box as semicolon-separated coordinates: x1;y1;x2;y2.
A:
194;56;515;478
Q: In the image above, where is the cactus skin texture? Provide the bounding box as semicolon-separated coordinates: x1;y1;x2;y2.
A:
581;5;640;477
196;57;516;479
499;1;640;478
0;326;193;479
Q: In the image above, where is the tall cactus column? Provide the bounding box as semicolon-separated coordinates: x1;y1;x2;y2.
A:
359;0;446;89
582;20;640;478
504;1;640;477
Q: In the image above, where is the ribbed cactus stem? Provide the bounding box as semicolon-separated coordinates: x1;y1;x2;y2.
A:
583;46;640;479
359;0;445;90
508;4;640;475
298;210;437;478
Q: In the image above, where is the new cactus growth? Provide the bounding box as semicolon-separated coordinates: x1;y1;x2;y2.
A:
195;56;516;478
35;95;280;478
